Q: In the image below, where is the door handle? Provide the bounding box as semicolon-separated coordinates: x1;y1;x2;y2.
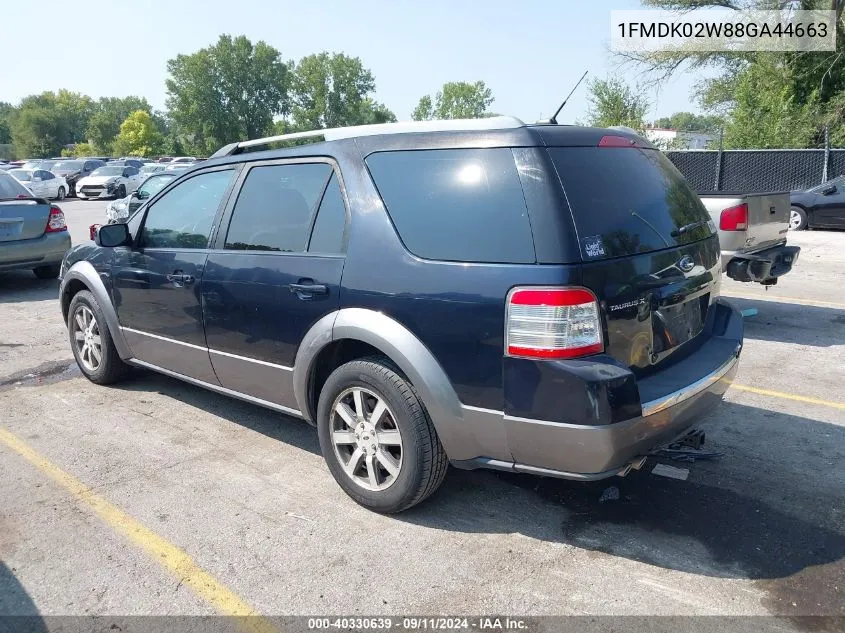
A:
289;282;328;297
166;272;195;285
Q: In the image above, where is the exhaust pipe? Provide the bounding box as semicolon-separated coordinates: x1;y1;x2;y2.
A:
617;455;648;478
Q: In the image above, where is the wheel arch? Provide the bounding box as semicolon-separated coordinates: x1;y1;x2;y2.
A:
61;261;132;359
293;308;472;457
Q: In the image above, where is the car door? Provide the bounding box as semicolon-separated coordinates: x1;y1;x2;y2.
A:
40;170;58;197
111;165;240;383
202;159;348;411
29;171;49;197
816;182;845;228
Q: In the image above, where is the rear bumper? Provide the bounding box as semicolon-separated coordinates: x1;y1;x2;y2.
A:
451;299;743;480
723;244;800;284
0;231;72;272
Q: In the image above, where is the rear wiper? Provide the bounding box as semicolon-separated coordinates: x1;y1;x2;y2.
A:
630;211;670;247
670;220;708;237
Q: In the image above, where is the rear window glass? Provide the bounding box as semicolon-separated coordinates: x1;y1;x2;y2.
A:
0;172;31;197
366;149;535;263
550;147;714;261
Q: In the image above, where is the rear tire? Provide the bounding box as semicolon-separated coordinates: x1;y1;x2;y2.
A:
316;357;448;513
67;290;130;385
790;206;808;231
33;264;60;279
56;186;66;200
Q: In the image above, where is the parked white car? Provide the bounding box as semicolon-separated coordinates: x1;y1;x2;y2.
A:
8;169;69;200
75;165;143;200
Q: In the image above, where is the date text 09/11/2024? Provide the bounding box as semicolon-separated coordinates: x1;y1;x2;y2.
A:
307;617;528;630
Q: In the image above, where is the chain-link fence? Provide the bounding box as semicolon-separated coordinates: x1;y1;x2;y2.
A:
665;148;845;193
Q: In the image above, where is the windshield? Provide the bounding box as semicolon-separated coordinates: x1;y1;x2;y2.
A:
139;174;176;197
141;164;162;173
53;160;83;171
21;161;43;170
807;176;845;193
91;166;125;177
9;169;32;181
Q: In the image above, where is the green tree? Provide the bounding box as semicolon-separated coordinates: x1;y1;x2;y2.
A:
0;102;16;145
86;96;152;151
652;111;723;132
584;76;649;133
411;81;494;120
165;34;291;155
10;91;94;157
289;52;395;130
112;111;164;157
624;0;845;148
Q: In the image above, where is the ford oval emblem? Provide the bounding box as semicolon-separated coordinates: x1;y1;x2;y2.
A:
678;255;695;272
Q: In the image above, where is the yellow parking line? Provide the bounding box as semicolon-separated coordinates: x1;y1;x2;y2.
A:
732;384;845;411
0;427;278;633
722;293;845;310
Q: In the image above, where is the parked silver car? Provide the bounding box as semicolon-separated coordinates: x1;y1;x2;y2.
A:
0;171;71;279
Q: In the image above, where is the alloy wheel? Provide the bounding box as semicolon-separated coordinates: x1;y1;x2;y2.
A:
789;208;803;229
72;305;102;372
330;387;404;491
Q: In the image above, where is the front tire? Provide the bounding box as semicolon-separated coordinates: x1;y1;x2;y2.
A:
116;185;126;199
790;206;808;230
316;357;448;513
67;290;130;385
56;186;66;200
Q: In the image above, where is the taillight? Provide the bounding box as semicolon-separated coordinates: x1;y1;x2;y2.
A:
598;134;641;148
506;287;604;359
719;203;748;231
45;205;67;233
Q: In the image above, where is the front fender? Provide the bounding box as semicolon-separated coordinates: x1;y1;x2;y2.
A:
60;260;131;359
293;308;477;460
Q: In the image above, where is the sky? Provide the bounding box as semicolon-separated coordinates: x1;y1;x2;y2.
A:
1;0;711;124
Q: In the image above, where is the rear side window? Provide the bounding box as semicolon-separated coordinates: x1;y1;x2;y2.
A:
550;147;713;261
308;173;347;254
225;163;332;252
366;149;535;263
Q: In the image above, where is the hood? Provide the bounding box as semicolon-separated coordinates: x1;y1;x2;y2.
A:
78;175;119;186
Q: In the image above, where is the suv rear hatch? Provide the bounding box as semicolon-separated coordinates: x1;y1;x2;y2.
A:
548;137;721;374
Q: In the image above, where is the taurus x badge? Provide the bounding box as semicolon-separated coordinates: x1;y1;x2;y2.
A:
678;255;695;273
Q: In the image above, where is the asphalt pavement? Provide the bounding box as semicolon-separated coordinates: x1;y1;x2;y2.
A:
0;203;843;627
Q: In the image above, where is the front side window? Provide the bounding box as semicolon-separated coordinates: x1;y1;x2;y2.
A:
365;148;536;263
138;174;176;199
224;162;332;252
141;169;235;249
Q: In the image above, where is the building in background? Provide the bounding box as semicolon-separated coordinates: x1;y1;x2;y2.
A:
645;128;715;150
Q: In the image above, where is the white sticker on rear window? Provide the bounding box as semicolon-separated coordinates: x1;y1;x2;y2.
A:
583;235;606;258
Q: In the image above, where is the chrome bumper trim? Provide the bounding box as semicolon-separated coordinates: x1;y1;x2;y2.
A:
641;344;742;417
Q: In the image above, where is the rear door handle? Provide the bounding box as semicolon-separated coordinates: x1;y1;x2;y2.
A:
289;282;328;297
166;272;195;286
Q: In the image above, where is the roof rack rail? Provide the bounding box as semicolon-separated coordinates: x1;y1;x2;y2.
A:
209;116;526;159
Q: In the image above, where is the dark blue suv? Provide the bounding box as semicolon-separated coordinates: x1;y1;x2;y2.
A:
59;117;743;513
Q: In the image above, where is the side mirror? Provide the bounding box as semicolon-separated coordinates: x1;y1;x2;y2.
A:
94;223;131;248
822;185;837;195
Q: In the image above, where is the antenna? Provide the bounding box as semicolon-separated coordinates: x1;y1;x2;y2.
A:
546;71;589;125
